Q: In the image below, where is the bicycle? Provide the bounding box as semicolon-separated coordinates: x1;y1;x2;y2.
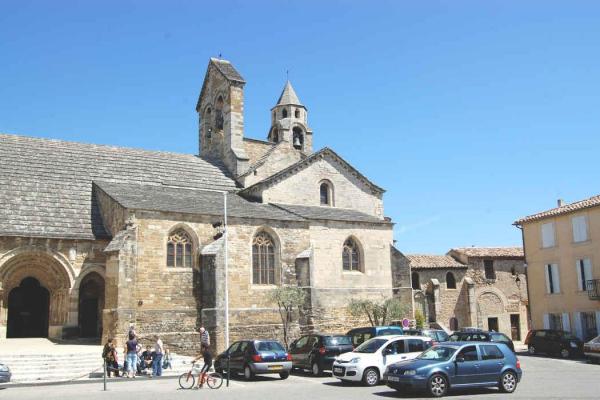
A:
178;361;223;389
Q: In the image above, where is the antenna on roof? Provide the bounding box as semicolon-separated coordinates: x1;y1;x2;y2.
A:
218;53;222;59
286;69;289;81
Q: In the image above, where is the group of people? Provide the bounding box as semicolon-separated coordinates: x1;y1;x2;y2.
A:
102;326;172;378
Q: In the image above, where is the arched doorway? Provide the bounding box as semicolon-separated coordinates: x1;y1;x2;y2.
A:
7;277;50;338
78;272;105;338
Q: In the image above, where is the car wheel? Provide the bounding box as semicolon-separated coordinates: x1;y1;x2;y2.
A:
243;365;255;381
560;348;570;359
362;368;379;386
311;362;322;377
499;370;518;393
428;373;448;397
279;371;290;379
528;345;536;355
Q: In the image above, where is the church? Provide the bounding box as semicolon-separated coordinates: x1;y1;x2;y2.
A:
0;58;412;351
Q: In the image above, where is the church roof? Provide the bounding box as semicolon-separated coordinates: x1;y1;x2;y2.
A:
271;203;389;224
94;181;304;222
0;133;237;240
275;81;303;107
240;147;385;196
406;254;467;269
209;58;245;83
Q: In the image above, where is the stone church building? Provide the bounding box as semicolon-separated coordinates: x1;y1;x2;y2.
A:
0;58;412;351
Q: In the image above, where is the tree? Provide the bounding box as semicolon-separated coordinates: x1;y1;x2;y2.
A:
415;310;425;329
348;297;410;327
270;286;307;349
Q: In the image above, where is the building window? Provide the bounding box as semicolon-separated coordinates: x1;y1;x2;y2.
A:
342;238;361;272
576;258;593;291
292;127;304;150
446;272;456;289
252;232;276;285
541;222;556;248
320;181;333;206
549;313;563;331
294;109;300;118
412;272;420;290
484;260;496;280
167;229;194;267
581;312;598;342
572;215;588;243
282;108;288;118
545;263;560;294
215;96;224;130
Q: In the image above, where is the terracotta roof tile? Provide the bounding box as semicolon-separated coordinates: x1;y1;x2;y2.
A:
449;247;524;258
406;254;466;269
515;195;600;224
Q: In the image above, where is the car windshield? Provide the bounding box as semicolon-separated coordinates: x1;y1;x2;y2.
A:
590;336;600;344
354;338;388;353
256;341;285;352
324;336;352;346
557;331;578;340
417;346;457;361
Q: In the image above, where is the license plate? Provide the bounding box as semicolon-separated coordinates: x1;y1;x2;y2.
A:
333;367;343;374
388;376;400;382
268;365;283;371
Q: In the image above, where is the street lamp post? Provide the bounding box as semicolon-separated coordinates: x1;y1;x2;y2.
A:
223;191;229;349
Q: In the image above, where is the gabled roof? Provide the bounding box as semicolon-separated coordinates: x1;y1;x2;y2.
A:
275;81;303;107
196;58;245;111
0;133;237;240
406;254;467;269
239;147;385;195
449;247;524;259
94;180;304;222
514;194;600;225
271;203;389;224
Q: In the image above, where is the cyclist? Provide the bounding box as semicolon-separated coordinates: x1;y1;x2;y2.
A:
191;344;212;389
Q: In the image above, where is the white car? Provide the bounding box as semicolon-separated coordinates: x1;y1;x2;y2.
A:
584;335;600;363
332;335;433;386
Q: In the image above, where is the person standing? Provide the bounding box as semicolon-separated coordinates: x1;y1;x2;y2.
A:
124;332;140;378
199;327;210;347
152;335;164;377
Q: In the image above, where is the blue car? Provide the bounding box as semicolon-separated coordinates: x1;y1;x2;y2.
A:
384;342;522;397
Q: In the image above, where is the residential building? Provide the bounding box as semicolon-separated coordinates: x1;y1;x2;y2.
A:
515;196;600;341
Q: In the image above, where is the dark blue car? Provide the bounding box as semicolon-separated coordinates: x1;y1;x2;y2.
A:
384;342;522;397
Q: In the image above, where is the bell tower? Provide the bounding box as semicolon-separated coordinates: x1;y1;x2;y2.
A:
268;81;313;153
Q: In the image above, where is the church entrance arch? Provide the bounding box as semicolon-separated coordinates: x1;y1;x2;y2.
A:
7;277;50;338
78;272;104;338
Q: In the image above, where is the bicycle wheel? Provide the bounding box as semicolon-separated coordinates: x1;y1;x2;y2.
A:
178;372;195;389
206;372;223;389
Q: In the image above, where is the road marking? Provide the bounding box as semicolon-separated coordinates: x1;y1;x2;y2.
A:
289;375;324;384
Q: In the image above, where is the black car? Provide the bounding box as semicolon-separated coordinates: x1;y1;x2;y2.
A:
525;329;584;359
213;340;292;380
403;329;449;343
346;326;404;347
448;330;515;352
289;334;353;376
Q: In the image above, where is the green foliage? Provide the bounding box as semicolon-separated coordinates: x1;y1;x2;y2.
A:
415;309;425;329
270;286;307;349
348;297;410;326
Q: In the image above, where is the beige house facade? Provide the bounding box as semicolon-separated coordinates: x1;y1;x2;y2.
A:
0;59;412;352
515;196;600;342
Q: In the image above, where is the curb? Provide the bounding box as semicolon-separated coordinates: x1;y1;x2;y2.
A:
0;374;179;389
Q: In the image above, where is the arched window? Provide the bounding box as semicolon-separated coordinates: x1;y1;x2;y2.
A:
294;109;300;118
320;181;333;206
215;96;224;130
282;108;288;118
342;238;361;271
167;229;194;267
252;231;276;285
205;108;212;138
412;272;420;290
446;272;456;289
292;127;304;150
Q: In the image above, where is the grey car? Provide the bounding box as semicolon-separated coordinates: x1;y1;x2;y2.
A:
214;340;292;380
0;362;11;383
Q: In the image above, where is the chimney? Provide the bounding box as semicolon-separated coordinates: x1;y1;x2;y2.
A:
557;199;565;207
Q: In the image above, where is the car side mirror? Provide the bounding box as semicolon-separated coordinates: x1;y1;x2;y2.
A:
455;356;465;363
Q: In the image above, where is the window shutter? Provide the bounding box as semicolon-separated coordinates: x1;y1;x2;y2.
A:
542;222;555;248
572;215;588;242
543;314;550;329
574;312;583;340
545;265;552;294
584;259;593;289
576;260;584;291
562;313;571;332
551;264;561;293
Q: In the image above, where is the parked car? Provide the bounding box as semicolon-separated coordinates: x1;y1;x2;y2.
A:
448;330;515;352
0;362;10;383
346;326;404;347
289;334;353;376
384;342;522;397
213;339;292;380
332;335;432;386
584;335;600;363
404;329;449;343
525;329;584;359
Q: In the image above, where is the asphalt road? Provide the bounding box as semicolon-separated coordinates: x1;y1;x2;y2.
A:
1;354;599;399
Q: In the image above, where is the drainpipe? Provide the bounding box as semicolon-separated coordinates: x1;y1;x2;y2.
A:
515;223;533;330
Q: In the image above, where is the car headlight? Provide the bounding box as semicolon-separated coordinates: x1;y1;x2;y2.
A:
349;357;361;364
0;365;9;372
403;369;417;375
570;342;578;348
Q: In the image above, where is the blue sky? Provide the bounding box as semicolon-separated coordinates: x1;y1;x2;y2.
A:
1;1;599;253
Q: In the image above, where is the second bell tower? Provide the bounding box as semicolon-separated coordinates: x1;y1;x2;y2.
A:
267;81;313;153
